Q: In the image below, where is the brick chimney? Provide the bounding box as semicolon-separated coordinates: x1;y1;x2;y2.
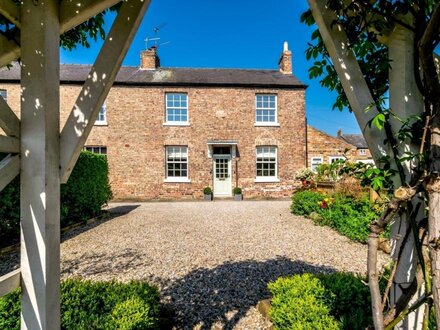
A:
140;46;160;70
278;41;292;74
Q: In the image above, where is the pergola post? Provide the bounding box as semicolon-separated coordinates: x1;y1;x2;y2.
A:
20;0;61;328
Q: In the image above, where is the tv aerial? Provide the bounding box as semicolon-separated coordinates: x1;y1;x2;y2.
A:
145;23;171;49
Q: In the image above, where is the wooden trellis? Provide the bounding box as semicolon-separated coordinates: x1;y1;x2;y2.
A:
0;1;150;329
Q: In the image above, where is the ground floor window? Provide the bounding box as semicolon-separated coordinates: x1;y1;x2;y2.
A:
311;156;323;171
256;146;277;179
329;156;345;164
166;146;188;179
84;146;107;155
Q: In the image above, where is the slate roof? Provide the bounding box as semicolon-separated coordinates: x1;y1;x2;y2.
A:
0;62;306;89
339;134;368;148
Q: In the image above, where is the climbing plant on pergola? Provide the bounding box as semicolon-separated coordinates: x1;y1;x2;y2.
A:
307;1;439;329
0;1;150;329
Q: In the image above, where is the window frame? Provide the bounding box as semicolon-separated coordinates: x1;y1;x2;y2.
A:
0;89;7;102
164;146;191;183
254;94;279;127
329;156;345;164
95;102;107;126
83;146;107;155
164;92;190;126
311;156;323;171
255;146;279;182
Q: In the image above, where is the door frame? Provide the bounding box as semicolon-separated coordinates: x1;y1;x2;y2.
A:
212;155;232;197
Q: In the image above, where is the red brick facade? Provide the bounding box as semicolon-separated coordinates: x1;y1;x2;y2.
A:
0;65;307;200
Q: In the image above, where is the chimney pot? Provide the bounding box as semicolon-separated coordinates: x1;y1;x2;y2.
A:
278;41;292;74
140;46;160;70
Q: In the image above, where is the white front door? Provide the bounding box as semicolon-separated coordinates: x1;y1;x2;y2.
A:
213;156;232;196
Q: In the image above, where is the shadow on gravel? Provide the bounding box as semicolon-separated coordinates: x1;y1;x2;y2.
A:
163;256;336;329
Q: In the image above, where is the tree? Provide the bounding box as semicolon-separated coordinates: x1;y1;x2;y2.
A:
304;1;439;329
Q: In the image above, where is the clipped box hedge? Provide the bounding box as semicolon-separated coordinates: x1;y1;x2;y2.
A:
0;151;112;248
0;279;160;330
268;273;372;330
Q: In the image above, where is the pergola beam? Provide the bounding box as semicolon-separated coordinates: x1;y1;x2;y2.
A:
0;0;122;68
0;0;20;28
60;0;152;183
0;95;20;137
0;154;19;192
0;135;19;153
0;269;20;298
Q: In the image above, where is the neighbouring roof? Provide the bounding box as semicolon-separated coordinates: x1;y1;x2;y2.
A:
339;134;368;149
0;62;307;89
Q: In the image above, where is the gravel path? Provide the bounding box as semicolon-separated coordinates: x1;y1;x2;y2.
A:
0;200;387;329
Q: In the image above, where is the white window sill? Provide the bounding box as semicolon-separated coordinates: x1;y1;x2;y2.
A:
254;122;280;127
164;178;191;183
255;177;280;183
163;122;190;127
94;121;108;126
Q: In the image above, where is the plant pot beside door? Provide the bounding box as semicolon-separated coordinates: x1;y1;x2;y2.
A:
203;187;213;201
233;187;243;201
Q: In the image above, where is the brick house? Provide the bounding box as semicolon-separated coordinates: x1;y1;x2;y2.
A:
306;125;374;171
0;43;308;200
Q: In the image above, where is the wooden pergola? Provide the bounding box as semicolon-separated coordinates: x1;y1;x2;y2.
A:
0;1;150;328
0;0;438;329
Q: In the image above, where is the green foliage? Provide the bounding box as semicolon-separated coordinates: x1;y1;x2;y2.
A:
0;279;160;330
232;187;242;195
291;190;327;216
339;161;395;191
269;273;372;330
60;151;113;227
268;274;339;330
0;151;112;248
203;187;212;195
291;191;381;243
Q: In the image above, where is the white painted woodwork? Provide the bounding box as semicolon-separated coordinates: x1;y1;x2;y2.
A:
0;33;20;69
0;135;19;153
0;96;20;137
307;0;387;164
213;156;232;196
0;0;121;69
60;0;121;34
0;154;19;192
0;269;20;297
60;0;152;183
0;0;20;28
20;0;61;328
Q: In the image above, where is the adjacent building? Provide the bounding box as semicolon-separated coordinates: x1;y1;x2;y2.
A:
0;43;308;199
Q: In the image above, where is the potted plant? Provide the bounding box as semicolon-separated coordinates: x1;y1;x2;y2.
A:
294;168;315;187
203;187;213;201
233;187;243;201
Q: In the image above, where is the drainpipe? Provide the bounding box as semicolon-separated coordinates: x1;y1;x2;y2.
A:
305;117;308;168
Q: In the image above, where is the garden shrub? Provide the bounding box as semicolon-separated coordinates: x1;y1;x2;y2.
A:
268;272;372;330
0;151;112;248
290;190;326;216
0;279;160;330
291;190;381;243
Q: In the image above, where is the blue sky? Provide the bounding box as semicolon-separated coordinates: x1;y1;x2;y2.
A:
60;0;361;136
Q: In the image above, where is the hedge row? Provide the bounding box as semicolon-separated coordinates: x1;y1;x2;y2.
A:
291;190;381;243
0;279;160;329
0;151;112;248
268;273;373;329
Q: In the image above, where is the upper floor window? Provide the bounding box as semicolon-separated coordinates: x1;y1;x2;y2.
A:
95;103;107;125
359;149;367;156
256;146;278;182
165;146;190;182
256;94;277;125
0;89;7;102
166;93;188;125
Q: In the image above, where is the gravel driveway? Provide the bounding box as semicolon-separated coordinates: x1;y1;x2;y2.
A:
1;200;386;329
